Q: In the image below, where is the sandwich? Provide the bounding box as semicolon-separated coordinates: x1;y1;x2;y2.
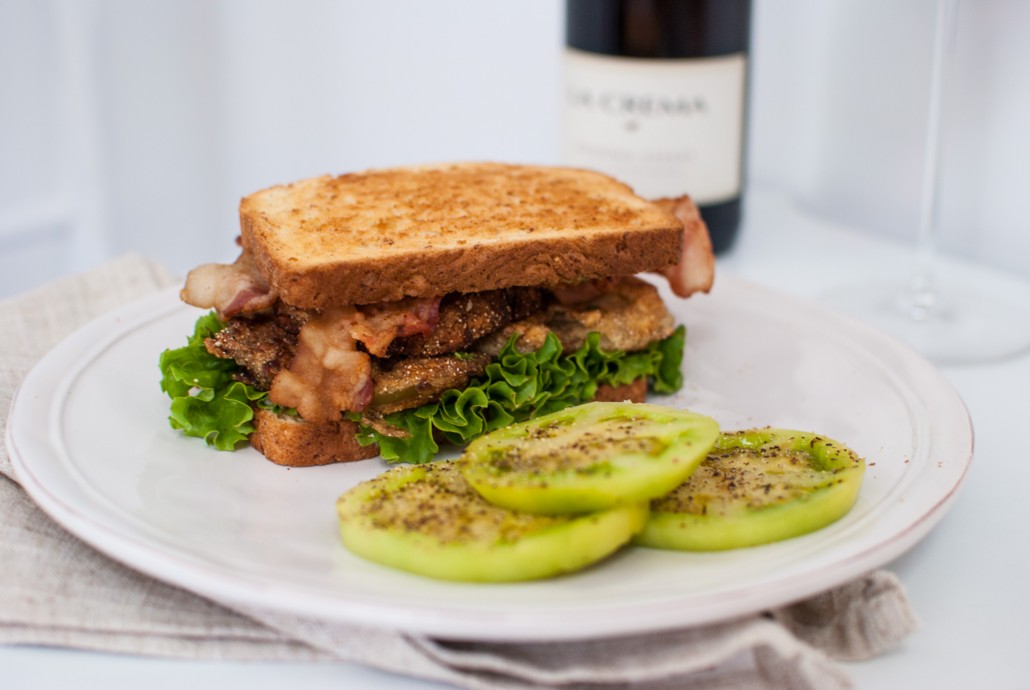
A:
159;162;715;466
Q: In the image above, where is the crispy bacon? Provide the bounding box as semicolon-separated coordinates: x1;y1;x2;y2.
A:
350;297;441;357
651;195;716;298
269;308;374;421
551;277;620;307
180;250;276;319
269;298;441;420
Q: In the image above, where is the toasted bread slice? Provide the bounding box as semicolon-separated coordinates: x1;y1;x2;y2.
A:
251;410;378;467
592;377;648;404
249;379;648;466
239;163;684;308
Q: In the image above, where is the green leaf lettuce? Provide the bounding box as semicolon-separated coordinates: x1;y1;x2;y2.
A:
160;312;686;461
355;326;686;464
159;312;271;451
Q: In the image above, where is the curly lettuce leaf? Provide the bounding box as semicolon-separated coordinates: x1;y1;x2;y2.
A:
168;380;265;450
159;312;271;451
356;326;686;464
161;312;686;459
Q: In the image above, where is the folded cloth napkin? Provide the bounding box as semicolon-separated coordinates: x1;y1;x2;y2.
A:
0;255;919;690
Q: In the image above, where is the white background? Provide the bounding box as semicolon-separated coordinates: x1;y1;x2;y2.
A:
2;0;1029;298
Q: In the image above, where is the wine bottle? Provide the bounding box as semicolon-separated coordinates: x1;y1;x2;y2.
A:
562;0;751;253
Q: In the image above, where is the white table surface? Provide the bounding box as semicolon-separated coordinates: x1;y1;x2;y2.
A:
5;190;1030;688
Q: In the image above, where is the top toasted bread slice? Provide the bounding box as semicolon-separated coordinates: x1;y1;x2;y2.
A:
239;162;685;308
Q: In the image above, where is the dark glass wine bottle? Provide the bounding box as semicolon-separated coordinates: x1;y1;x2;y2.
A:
563;0;751;253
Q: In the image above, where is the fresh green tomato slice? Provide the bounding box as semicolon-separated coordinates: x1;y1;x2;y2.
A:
635;428;866;551
336;461;647;582
458;401;720;515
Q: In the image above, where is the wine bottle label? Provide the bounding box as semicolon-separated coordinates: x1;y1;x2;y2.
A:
562;48;746;203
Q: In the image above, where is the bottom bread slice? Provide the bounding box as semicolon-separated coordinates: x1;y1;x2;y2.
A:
250;377;649;467
251;411;379;467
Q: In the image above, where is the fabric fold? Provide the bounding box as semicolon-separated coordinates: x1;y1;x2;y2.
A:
771;570;920;661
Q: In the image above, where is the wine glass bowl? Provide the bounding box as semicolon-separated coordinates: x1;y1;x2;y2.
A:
823;0;1030;365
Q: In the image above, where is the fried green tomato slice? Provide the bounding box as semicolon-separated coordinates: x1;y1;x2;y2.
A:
635;428;866;551
336;461;647;582
458;402;720;515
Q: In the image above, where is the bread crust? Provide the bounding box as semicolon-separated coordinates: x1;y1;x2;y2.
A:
592;377;648;404
240;163;684;308
249;379;648;466
251;410;378;467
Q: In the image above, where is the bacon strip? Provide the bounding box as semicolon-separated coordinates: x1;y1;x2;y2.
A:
551;277;620;307
180;250;276;319
651;195;716;298
269;297;444;420
350;297;441;357
269;308;374;421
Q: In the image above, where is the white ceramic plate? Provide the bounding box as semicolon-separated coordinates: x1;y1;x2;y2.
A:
7;277;972;641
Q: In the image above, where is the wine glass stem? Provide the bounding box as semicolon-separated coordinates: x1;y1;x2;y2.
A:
906;0;959;321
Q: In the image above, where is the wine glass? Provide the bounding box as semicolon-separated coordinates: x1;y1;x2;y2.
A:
824;0;1030;365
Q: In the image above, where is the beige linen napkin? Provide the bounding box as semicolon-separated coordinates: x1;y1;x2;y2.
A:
0;255;919;689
